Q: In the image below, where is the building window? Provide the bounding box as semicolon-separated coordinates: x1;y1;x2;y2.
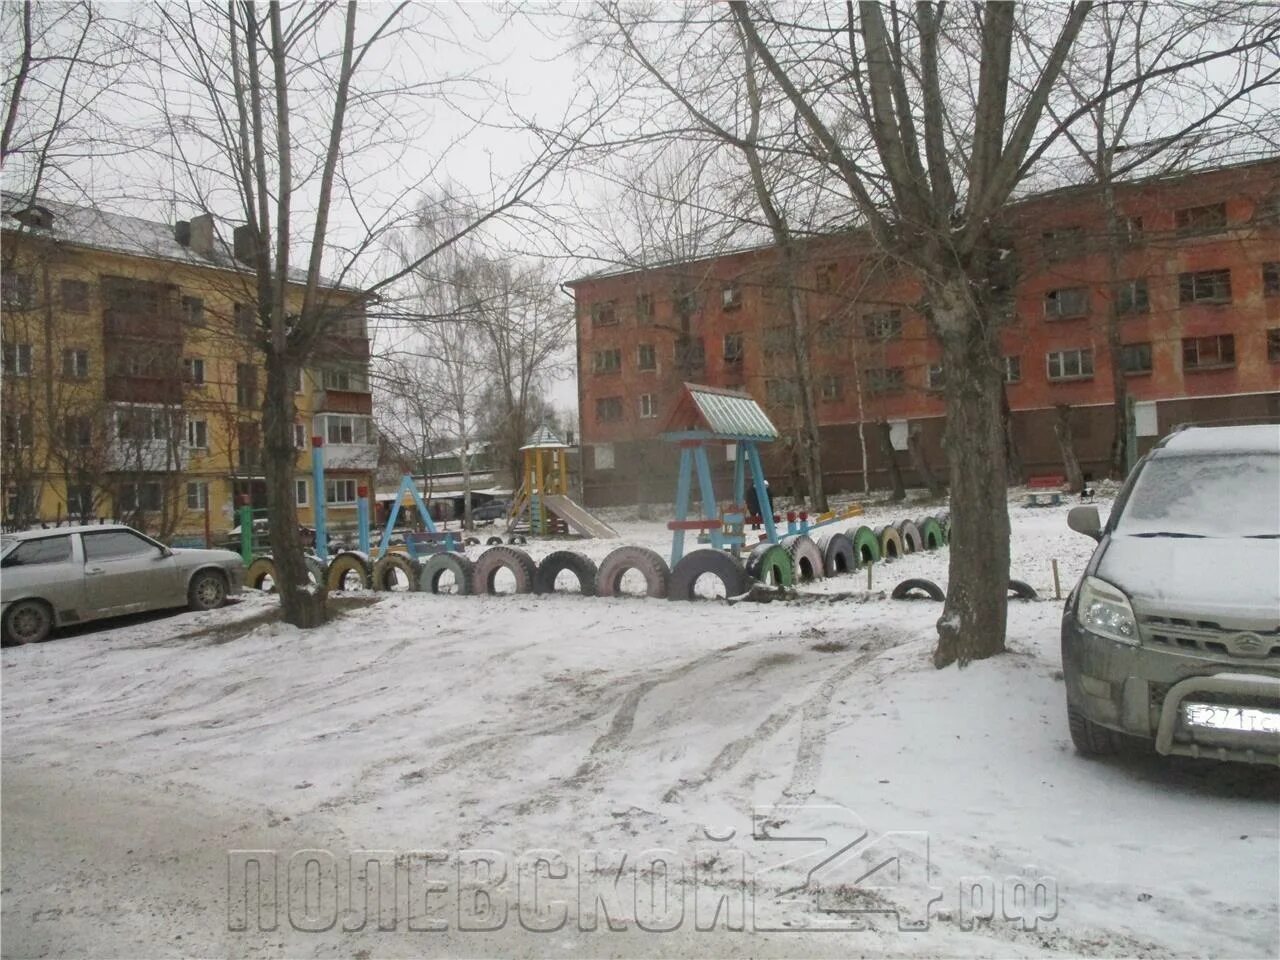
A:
675;290;699;316
1042;226;1084;262
1179;269;1232;305
1182;334;1235;370
1268;329;1280;363
295;478;309;506
723;332;743;363
118;481;163;512
595;397;623;422
236;363;257;408
1114;279;1149;315
2;273;34;309
186;481;209;510
862;310;902;341
593;349;622;374
638;394;657;419
765;379;795;406
814;263;837;293
5;412;33;448
182;295;205;327
116;407;168;442
675;335;705;371
1044;286;1089;318
65;415;92;448
866;367;905;394
293;367;305;393
321;366;367;392
593;443;615;471
182;357;205;386
66;484;92;517
1175;202;1227;237
235;302;256;336
1264;262;1280;297
61;279;90;312
1119;215;1144;244
927;364;946;391
820;374;843;401
187;418;208;449
1003;355;1022;384
636;343;656;371
3;342;32;376
323;414;371;445
635;293;653;323
721;282;742;310
62;348;89;378
1120;342;1153;375
1046;348;1094;381
293;423;307;449
590;301;618;327
325;478;357;505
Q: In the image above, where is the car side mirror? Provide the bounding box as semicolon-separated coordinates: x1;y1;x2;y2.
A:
1067;506;1102;542
158;545;174;559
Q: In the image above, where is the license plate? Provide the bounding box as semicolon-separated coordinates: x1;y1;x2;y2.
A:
1182;702;1280;734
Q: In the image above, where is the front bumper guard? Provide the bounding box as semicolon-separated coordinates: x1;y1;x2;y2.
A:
1154;673;1280;764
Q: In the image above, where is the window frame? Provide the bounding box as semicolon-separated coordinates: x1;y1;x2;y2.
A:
186;418;208;450
1113;279;1150;315
325;478;358;505
295;478;310;506
1181;334;1235;371
1003;355;1022;384
186;480;209;510
1045;348;1095;382
592;348;622;374
638;393;657;419
62;347;90;379
1119;342;1153;376
636;343;657;371
3;342;33;376
1179;268;1233;305
723;332;744;363
595;396;624;423
1043;286;1090;319
182;356;206;386
862;310;903;341
1175;202;1228;237
590;300;618;327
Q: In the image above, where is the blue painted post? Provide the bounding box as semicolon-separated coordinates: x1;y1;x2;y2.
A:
311;437;327;560
731;442;746;511
357;484;370;555
671;446;693;565
693;444;721;551
747;442;778;544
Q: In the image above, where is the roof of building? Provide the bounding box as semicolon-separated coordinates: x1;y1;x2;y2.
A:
0;190;357;292
663;383;779;442
520;425;568;450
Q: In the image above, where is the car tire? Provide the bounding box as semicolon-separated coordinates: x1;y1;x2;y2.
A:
918;517;945;550
473;546;537;595
326;552;371;592
781;534;824;582
2;599;53;645
897;519;923;553
486;536;504;546
1067;704;1123;756
245;556;277;592
1008;579;1038;600
668;549;750;601
187;569;228;611
815;532;856;576
371;553;419;592
744;542;794;586
596;546;670;598
890;577;946;601
418;552;475;595
877;525;904;560
847;525;880;566
534;551;598;596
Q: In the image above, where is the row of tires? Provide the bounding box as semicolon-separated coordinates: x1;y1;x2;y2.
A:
242;512;950;602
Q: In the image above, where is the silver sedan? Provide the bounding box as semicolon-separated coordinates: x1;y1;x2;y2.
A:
1;524;244;645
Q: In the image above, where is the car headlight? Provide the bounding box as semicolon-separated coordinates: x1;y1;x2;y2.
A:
1077;576;1139;645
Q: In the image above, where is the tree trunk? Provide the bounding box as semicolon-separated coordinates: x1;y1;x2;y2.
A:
1001;384;1023;485
1053;404;1084;494
876;421;906;501
263;353;326;628
785;275;827;512
907;421;944;498
1100;181;1130;479
933;284;1010;669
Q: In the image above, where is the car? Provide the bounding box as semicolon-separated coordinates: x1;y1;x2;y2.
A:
469;501;510;524
1;524;245;646
1061;423;1280;765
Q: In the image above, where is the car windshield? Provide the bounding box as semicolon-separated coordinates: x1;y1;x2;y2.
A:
0;536;16;557
1115;453;1280;539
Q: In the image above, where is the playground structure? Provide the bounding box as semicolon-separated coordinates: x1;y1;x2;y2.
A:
507;425;619;539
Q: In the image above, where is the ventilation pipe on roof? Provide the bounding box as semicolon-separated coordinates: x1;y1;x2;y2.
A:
233;224;259;265
188;213;216;257
175;220;191;246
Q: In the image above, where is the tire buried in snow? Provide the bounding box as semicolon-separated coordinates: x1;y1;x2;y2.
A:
417;552;475;595
891;577;946;601
596;546;670;599
246;556;277;592
534;551;599;596
815;532;856;577
781;534;824;582
371;553;419;592
745;542;794;587
325;552;370;592
877;525;904;561
668;549;750;601
847;526;880;566
897;519;923;553
1009;578;1038;600
473;545;537;595
918;517;945;550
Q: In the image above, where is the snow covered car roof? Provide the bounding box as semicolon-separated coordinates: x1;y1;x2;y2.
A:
1157;423;1280;456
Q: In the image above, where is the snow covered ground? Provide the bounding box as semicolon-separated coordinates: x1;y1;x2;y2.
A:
3;494;1277;958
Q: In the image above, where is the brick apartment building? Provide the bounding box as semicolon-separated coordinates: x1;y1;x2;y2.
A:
567;158;1280;507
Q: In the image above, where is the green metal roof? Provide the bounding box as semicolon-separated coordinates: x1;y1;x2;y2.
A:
520;424;568;450
682;383;778;441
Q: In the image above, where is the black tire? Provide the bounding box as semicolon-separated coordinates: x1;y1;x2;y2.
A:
890;577;946;601
535;550;598;596
507;534;528;546
3;599;52;645
486;536;504;546
187;569;228;611
371;553;419;592
417;552;475;595
897;520;922;553
464;537;481;547
669;549;751;601
245;556;277;592
1009;579;1038;600
303;555;328;585
815;532;856;577
745;542;794;586
597;546;670;598
1067;704;1123;756
781;534;824;582
473;546;537;594
326;552;371;592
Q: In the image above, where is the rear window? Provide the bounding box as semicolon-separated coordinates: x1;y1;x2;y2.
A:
1115;453;1280;538
1;535;73;566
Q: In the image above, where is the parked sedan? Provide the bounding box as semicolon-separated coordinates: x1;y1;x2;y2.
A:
1;524;244;646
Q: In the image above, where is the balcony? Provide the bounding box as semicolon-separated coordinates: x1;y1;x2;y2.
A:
315;388;373;415
105;375;182;404
313;334;371;362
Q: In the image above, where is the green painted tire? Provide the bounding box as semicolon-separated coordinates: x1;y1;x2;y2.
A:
745;542;794;587
847;526;880;566
918;517;944;550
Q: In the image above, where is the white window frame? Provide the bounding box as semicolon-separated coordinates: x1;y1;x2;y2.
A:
186;418;208;450
186;481;209;510
638;394;656;419
325;478;357;505
293;423;307;449
321;414;371;446
295;478;309;506
1003;355;1022;384
1046;348;1094;381
183;357;206;386
4;342;32;376
62;348;89;378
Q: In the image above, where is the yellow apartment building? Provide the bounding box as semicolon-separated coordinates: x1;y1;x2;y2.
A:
1;193;377;544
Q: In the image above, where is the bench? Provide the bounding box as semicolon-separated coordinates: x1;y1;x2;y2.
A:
403;530;464;558
1024;474;1065;508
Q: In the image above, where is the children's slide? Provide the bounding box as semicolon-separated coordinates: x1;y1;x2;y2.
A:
541;494;620;539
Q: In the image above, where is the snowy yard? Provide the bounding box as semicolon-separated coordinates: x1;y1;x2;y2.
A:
3;496;1277;958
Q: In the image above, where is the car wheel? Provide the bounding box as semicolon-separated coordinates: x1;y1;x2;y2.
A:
3;599;53;645
188;570;228;611
1067;703;1123;756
